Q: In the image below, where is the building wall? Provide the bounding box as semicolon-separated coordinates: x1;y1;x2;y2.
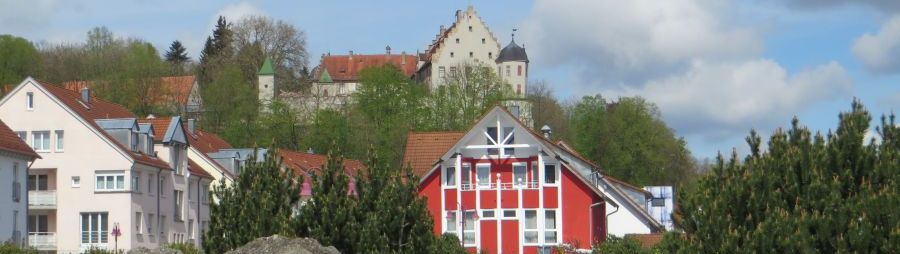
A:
186;147;232;198
0;80;165;252
0;152;29;244
605;193;653;237
498;61;528;96
258;74;275;104
428;8;501;88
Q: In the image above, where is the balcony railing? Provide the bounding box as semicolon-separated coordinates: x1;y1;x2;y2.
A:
29;232;57;250
29;190;57;209
460;181;541;191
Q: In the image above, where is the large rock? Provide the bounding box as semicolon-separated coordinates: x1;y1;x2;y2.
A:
128;246;182;254
226;235;340;254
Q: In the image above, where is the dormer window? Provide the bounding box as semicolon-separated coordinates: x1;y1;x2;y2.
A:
26;92;33;110
131;131;139;152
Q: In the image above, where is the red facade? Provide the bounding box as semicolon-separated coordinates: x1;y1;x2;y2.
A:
419;157;606;253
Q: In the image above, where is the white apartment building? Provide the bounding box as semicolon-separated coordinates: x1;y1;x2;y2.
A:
0;119;40;246
0;78;211;253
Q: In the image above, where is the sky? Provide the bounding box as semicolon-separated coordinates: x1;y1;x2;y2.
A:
1;0;898;159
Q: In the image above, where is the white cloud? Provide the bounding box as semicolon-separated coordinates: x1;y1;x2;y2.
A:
613;60;852;137
852;15;900;73
522;0;761;84
864;128;881;145
521;0;854;156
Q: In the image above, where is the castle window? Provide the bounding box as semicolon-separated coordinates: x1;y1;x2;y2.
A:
455;38;459;44
450;52;454;58
469;52;473;57
518;66;523;76
439;67;446;78
506;66;510;77
517;84;522;95
468;26;473;32
488;52;493;58
482;38;486;44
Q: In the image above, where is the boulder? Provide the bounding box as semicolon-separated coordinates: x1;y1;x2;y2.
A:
226;235;340;254
128;246;182;254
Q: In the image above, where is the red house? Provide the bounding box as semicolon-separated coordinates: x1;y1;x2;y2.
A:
404;106;617;253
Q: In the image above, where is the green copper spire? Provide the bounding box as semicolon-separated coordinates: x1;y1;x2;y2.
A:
258;57;275;75
318;68;333;83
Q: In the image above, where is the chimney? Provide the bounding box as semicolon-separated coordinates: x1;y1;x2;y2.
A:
188;119;196;134
401;51;407;65
541;125;552;139
440;25;446;35
81;87;90;104
456;10;463;22
386;45;391;55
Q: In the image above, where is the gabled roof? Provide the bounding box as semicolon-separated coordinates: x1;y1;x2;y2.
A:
0;119;39;159
402;131;465;177
28;79;171;170
407;106;617;206
137;117;185;144
183;126;234;178
313;54;418;82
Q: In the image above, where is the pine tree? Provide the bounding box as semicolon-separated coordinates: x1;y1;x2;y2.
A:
293;150;360;253
164;40;189;63
203;149;300;253
667;100;900;253
199;16;234;84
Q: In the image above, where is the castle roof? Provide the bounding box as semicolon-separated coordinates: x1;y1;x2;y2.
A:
496;39;528;63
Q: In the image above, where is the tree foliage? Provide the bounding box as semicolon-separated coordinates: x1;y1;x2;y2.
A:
421;63;513;131
204;149;300;254
164;40;190;75
0;34;41;92
669;100;900;253
571;95;697;186
232;15;310;92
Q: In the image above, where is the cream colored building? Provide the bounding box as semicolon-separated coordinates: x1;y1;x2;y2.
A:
0;119;40;246
417;6;530;97
0;78;211;253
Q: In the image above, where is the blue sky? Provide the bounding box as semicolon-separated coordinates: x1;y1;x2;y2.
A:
1;0;897;159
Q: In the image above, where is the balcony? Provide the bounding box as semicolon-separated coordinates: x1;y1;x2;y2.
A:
29;190;57;209
29;232;57;250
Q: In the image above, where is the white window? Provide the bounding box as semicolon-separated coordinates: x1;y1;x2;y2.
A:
524;210;539;244
530;164;539;187
72;176;81;188
27;174;48;191
160;215;166;235
55;130;64;151
449;66;457;74
513;164;527;187
147;213;154;235
481;210;495;219
502;209;517;219
32;131;50;152
28;214;48;233
545;210;558;243
148;174;153;194
96;173;125;191
476;164;490;188
544;164;558;185
445;211;457;232
135;212;143;234
188;219;194;239
444;166;456;186
26;92;33;110
15;131;26;141
461;164;472;189
80;212;108;244
463;210;476;245
172;148;184;175
188;182;194;201
506;65;511;77
132;173;140;193
174;190;184;220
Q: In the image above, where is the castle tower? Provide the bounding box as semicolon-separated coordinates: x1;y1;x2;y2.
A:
258;57;275;104
496;33;529;97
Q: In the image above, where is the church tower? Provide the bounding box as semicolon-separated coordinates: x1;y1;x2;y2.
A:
496;33;529;97
258;57;275;104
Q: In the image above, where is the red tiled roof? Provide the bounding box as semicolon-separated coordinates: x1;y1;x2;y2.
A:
187;158;212;179
0;119;40;159
314;54;418;81
402;131;466;177
37;80;171;170
278;149;364;177
626;233;665;248
185;129;232;155
62;76;196;106
137;117;173;142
